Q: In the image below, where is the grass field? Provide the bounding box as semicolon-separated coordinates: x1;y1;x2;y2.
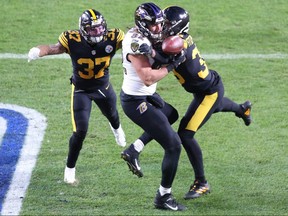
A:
1;0;288;215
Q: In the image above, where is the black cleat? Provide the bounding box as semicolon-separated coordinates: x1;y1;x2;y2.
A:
236;100;252;126
184;180;211;200
121;147;143;178
154;190;187;211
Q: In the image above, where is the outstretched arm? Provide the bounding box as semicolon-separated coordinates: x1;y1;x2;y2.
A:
28;42;66;62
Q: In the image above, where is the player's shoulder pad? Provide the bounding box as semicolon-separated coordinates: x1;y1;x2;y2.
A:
108;28;125;41
58;30;80;52
63;29;80;37
58;30;70;48
109;28;124;34
130;34;151;54
179;33;194;48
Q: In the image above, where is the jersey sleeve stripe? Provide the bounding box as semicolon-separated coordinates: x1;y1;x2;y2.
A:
116;29;125;50
58;33;70;54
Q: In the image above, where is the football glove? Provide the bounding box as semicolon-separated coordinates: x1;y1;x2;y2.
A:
140;43;171;65
138;43;152;56
28;47;40;62
166;49;186;72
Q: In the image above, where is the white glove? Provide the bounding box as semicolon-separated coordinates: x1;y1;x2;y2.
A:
28;47;40;62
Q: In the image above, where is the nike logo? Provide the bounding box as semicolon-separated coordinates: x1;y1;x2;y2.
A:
98;89;106;98
164;203;178;211
134;159;141;170
105;83;110;90
75;89;85;93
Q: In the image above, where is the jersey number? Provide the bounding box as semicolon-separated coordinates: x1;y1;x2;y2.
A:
173;46;209;84
77;56;110;79
192;47;209;79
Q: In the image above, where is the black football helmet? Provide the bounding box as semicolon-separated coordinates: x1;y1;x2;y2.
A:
163;6;190;37
79;9;107;44
135;2;165;43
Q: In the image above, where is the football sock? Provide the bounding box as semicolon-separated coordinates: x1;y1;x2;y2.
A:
133;139;144;153
159;185;171;196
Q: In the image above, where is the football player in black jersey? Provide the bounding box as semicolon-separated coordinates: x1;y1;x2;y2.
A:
122;6;252;200
28;9;126;184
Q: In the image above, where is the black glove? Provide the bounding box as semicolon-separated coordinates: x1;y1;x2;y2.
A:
153;51;170;64
166;50;186;72
138;43;152;55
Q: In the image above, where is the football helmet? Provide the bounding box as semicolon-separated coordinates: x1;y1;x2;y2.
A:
134;2;164;43
79;9;107;44
163;6;190;37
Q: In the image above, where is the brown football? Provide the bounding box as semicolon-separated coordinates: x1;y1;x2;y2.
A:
162;36;184;55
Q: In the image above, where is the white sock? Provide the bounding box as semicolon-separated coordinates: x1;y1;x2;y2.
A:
159;185;171;196
133;139;144;153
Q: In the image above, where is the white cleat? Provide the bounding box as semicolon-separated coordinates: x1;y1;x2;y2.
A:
109;123;126;147
64;166;76;184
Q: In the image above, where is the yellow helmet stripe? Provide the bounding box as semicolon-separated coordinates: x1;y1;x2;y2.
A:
88;9;97;21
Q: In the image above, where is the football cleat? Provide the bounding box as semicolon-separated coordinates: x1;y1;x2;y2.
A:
154;190;187;211
184;180;210;200
236;101;252;126
109;123;126;147
64;166;77;185
121;146;143;178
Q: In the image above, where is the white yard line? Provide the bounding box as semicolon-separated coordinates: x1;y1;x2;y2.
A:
0;53;288;60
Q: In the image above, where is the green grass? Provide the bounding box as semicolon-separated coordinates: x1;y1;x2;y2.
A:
1;0;288;215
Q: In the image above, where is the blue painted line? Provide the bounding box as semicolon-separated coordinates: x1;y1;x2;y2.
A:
0;109;28;212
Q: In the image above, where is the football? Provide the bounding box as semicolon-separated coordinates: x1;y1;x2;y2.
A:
162;36;184;55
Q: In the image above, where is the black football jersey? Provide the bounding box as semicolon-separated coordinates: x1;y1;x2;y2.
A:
173;34;221;94
58;28;124;90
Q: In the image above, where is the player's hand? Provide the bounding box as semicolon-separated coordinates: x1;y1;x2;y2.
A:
28;47;40;62
138;43;152;56
166;49;186;72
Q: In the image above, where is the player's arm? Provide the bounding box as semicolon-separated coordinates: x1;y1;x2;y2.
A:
28;42;66;62
128;53;170;86
130;43;186;86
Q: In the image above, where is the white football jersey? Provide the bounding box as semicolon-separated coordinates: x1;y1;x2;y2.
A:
121;27;157;95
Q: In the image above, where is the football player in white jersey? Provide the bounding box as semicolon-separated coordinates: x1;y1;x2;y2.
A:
120;2;186;211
